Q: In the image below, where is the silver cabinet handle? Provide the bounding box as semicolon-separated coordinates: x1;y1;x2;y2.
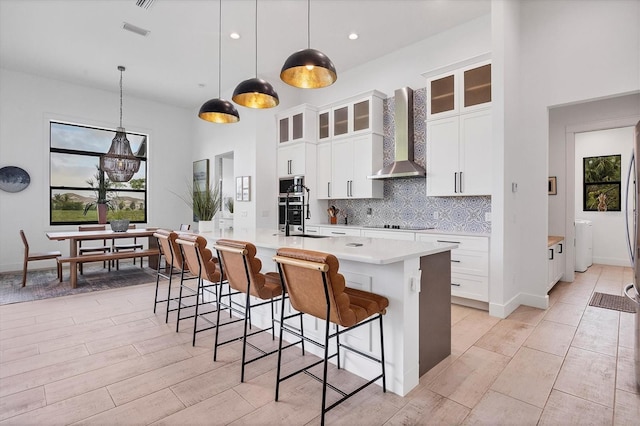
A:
327;182;331;197
454;172;458;193
331;231;346;235
437;239;460;244
459;171;463;193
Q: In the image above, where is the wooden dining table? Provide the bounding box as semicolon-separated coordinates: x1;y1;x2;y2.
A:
46;227;161;286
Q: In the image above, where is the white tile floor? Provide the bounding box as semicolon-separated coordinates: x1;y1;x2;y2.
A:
0;263;638;424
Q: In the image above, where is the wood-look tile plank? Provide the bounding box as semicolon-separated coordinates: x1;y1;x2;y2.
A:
0;387;46;421
0;388;114;425
0;343;39;363
614;389;640;425
543;301;584;327
461;390;542;425
571;306;619;357
474;319;535;357
0;344;89;379
385;386;469;426
523;319;576;357
1;345;139;398
72;388;184;425
44;345;192;404
615;345;639;395
539;389;614;425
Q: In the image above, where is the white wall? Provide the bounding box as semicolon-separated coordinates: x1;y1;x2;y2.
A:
515;0;640;310
574;127;634;266
0;69;193;272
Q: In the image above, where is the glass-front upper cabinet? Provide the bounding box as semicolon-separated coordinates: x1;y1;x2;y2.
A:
320;91;384;140
426;60;491;119
276;105;317;144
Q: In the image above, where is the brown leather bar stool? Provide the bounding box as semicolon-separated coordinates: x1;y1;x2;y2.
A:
174;234;221;345
213;239;285;382
77;225;111;274
153;229;189;323
273;247;388;426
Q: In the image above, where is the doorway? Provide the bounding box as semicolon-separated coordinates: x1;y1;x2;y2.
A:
215;152;234;227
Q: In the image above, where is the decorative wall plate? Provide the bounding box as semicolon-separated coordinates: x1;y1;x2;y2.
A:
0;166;31;193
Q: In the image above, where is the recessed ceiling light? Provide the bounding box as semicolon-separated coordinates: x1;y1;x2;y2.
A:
348;33;359;40
230;32;240;40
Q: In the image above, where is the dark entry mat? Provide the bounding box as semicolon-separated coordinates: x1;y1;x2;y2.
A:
589;292;636;313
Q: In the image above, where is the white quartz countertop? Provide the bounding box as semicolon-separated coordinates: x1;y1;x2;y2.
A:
201;228;457;265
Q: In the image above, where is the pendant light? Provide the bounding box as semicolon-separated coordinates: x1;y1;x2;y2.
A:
199;0;240;123
100;66;141;182
232;0;279;108
280;0;336;89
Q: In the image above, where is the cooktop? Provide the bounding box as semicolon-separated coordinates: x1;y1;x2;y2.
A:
364;225;435;230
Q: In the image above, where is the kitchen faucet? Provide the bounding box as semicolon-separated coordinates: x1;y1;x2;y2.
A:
284;183;311;236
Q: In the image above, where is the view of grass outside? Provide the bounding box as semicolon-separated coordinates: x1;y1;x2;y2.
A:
49;121;148;225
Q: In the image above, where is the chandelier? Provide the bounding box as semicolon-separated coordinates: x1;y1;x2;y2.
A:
100;66;141;182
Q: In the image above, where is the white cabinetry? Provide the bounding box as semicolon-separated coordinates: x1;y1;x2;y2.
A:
319;91;384;140
416;233;489;302
426;110;492;196
426;60;491;119
331;134;383;199
277;142;309;177
548;238;565;292
276;104;317;144
316;142;332;199
318;226;361;237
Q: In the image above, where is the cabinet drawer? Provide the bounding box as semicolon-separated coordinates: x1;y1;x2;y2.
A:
362;230;415;241
319;227;361;237
416;233;488;252
450;273;488;302
451;250;488;276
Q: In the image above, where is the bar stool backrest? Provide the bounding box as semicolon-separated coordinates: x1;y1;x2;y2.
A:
214;239;275;299
154;229;185;270
175;234;219;282
275;247;357;328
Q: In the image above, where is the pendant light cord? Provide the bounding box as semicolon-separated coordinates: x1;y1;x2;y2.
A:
255;0;258;77
119;67;124;128
218;0;222;97
307;0;310;49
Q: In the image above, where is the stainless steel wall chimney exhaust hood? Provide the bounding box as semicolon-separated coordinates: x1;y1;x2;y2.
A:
368;87;426;179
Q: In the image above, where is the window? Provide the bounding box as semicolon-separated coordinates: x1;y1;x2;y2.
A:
49;121;147;225
583;154;621;212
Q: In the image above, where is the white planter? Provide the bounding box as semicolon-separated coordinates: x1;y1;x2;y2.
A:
198;220;214;233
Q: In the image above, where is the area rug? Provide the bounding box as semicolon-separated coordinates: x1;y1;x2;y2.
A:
589;292;637;313
0;263;158;305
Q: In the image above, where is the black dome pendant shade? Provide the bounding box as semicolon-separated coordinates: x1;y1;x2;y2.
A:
232;0;279;109
232;77;279;109
198;0;240;124
198;98;239;123
280;0;337;89
280;48;337;89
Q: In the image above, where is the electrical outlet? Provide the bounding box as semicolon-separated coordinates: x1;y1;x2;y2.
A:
432;211;439;220
485;212;492;222
366;207;372;215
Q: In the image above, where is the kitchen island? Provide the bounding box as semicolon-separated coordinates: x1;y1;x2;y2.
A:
202;228;456;396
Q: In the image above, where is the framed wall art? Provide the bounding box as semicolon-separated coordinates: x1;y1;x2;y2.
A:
236;175;251;201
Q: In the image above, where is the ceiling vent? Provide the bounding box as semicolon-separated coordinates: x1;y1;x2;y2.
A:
122;22;150;37
135;0;156;10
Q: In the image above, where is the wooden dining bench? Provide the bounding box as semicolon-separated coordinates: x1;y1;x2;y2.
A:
57;248;160;288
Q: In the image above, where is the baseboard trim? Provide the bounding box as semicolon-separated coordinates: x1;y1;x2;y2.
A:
489;292;549;318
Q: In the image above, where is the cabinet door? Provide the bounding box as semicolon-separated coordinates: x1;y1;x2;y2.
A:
331;138;352;198
278;117;289;143
353;99;370;132
427;72;457;118
316;142;332;199
318;110;331;141
277;143;305;176
291;112;304;140
459;110;492;196
333;105;349;137
547;246;556;290
461;62;491;112
351;134;383;198
426;117;459;196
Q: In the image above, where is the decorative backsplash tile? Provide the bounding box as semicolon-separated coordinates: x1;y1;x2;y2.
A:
328;87;492;234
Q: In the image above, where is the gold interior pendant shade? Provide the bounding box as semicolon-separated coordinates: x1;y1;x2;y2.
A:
101;66;141;182
232;0;279;108
198;0;240;123
280;48;337;89
280;0;336;89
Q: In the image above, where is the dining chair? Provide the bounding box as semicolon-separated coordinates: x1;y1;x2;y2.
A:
20;230;62;287
153;229;189;323
272;247;388;426
78;225;111;274
113;224;144;269
212;239;284;382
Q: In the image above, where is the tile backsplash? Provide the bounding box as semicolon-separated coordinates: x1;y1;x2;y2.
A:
328;87;492;234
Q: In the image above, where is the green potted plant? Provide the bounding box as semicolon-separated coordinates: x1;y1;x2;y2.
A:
174;179;221;233
224;197;234;216
83;166;112;224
